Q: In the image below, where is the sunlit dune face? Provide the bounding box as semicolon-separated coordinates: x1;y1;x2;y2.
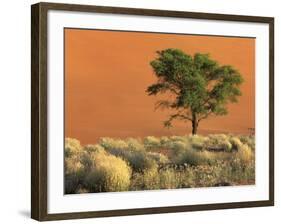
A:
65;29;255;145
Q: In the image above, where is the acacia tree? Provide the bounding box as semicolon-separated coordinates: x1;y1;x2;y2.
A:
146;49;243;135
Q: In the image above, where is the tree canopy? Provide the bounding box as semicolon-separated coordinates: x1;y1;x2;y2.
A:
146;48;244;135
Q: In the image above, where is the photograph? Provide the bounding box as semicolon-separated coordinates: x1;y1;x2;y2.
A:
30;2;274;220
64;28;256;194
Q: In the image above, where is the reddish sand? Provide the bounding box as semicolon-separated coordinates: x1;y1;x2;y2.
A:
65;29;255;145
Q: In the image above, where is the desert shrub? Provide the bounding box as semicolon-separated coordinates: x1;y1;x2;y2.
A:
107;148;157;172
100;137;145;151
161;137;191;155
177;162;231;188
229;157;255;184
106;147;130;158
130;166;179;190
128;151;157;172
189;135;207;150
129;173;144;190
65;138;82;157
64;139;85;194
142;167;160;189
129;152;157;172
211;162;233;185
64;135;255;193
169;135;188;142
229;137;254;163
84;150;131;192
84;144;105;154
239;135;255;151
65;173;81;194
129;166;160;190
126;138;144;151
144;136;161;149
229;137;243;151
174;149;216;166
176;169;195;188
147;152;170;164
79;145;106;172
203;134;232;152
160;136;170;145
235;144;253;164
165;140;188;152
209;151;233;162
65;155;84;174
190;165;219;187
99;137;128;150
159;169;178;189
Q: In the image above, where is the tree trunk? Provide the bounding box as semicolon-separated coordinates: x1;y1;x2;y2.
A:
192;113;198;135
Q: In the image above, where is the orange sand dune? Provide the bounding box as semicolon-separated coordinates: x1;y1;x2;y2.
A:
65;29;255;145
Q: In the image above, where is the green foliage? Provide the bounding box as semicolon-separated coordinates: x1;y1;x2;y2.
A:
147;49;244;134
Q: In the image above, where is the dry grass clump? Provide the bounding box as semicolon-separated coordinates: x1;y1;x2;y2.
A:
84;150;132;192
239;135;255;151
65;139;132;193
160;136;170;145
229;136;240;149
235;144;253;164
174;149;216;166
160;136;191;155
158;169;178;189
142;167;160;190
99;137;128;150
65;138;83;157
84;144;105;153
229;136;254;163
100;137;145;152
65;134;255;193
147;152;170;164
163;140;189;152
126;138;144;151
203;134;232;152
106;147;157;172
64;138;86;194
144;136;161;149
188;134;208;150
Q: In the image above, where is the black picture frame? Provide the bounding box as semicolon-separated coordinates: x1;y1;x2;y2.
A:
31;2;274;221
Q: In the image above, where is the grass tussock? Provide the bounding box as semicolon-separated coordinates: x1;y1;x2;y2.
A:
65;134;255;193
84;150;132;192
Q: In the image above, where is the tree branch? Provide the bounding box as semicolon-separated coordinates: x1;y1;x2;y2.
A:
170;113;192;122
198;111;212;122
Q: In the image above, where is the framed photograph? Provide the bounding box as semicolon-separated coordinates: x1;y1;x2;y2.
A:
31;2;274;221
